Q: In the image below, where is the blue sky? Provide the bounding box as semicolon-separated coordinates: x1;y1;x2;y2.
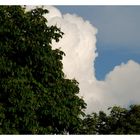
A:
56;6;140;80
25;5;140;112
45;5;140;112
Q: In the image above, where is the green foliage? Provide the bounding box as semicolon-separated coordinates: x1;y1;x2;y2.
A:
79;105;140;134
125;105;140;134
0;6;86;134
1;5;140;135
77;113;98;134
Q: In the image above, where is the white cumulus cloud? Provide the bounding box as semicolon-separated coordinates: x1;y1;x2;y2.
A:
26;6;140;114
99;60;140;112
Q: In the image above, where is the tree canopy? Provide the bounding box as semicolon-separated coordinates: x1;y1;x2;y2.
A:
0;6;86;134
78;105;140;134
0;6;140;135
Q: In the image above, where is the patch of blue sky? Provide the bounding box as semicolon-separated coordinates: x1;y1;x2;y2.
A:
57;6;140;80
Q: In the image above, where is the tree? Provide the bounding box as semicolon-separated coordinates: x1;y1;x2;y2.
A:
77;113;99;134
125;105;140;134
100;106;128;134
0;6;86;134
79;105;140;135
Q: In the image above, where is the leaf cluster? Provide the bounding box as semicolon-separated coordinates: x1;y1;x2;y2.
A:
78;105;140;134
0;6;86;134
